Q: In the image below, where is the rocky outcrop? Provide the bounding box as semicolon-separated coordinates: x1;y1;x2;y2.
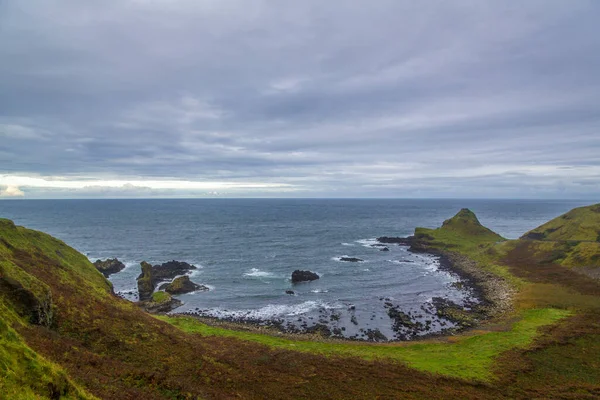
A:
136;261;155;301
340;257;363;262
291;270;319;283
0;274;55;327
159;276;208;295
139;291;183;313
94;258;126;277
152;260;197;282
377;236;414;245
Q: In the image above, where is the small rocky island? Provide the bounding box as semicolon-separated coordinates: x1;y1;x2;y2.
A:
291;270;320;283
136;260;207;312
93;258;125;277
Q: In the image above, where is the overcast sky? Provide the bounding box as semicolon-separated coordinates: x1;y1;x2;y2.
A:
1;1;599;199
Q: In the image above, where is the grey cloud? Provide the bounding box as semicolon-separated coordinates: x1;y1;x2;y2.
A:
0;1;599;198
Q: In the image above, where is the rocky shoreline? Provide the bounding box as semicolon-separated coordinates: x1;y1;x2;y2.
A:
165;236;510;342
406;240;514;320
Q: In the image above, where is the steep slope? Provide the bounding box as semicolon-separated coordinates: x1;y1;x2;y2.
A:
522;203;600;242
519;204;600;273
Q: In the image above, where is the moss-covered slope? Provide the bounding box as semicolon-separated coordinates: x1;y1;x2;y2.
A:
517;204;600;271
522;203;600;242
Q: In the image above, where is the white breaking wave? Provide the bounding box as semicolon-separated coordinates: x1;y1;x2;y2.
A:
244;268;275;278
355;238;379;248
310;289;329;293
341;242;355;247
201;300;338;320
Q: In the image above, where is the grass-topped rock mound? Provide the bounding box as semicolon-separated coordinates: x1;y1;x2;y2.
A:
412;208;505;252
159;275;208;295
139;291;183;313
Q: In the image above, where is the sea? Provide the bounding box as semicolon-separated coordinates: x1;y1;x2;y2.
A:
0;198;590;341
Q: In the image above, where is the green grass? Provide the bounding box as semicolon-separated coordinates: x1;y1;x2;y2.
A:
151;291;170;303
0;303;95;400
158;307;570;381
522;203;600;241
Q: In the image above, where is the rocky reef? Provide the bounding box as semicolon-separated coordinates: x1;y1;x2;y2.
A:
159;275;208;295
152;260;197;282
93;258;125;277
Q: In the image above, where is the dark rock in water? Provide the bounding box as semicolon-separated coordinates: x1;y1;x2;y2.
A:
93;258;126;277
365;329;388;342
285;290;295;295
139;291;182;314
340;257;363;262
291;270;319;283
377;236;414;245
380;247;390;252
136;261;154;301
152;260;197;283
388;306;416;330
159;276;208;295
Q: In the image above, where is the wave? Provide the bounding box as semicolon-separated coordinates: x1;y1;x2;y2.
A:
310;289;329;293
341;242;355;247
244;268;275;278
355;238;379;248
199;300;339;320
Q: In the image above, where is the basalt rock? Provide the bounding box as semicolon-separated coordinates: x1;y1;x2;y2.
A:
93;258;126;277
0;275;55;327
291;270;319;283
340;257;363;262
377;236;414;245
152;260;197;283
136;261;155;301
140;291;183;314
159;275;208;295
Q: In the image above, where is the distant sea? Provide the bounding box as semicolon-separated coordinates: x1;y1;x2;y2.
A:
0;198;590;340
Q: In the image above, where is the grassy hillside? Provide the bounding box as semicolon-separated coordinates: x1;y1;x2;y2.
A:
522;203;600;242
1;206;600;399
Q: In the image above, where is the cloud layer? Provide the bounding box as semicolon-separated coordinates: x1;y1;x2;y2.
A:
1;1;599;198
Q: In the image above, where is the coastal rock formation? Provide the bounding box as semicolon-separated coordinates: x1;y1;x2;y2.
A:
0;274;55;327
159;276;208;295
340;257;363;262
377;236;414;245
291;270;319;283
93;258;126;277
152;260;197;282
380;247;390;252
137;261;155;301
140;291;183;313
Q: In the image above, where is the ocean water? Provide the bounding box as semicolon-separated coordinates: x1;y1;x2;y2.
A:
0;198;590;340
